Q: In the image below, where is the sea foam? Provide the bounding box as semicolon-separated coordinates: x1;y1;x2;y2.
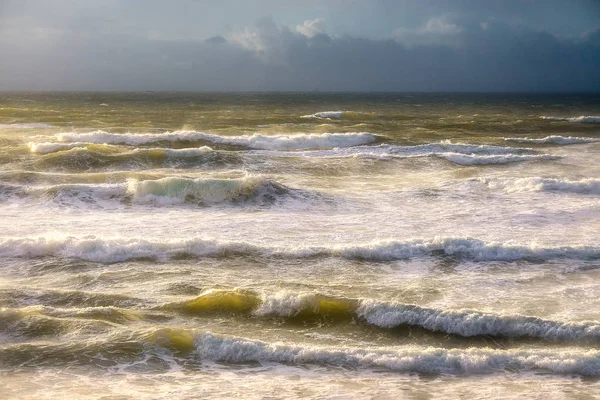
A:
128;176;290;205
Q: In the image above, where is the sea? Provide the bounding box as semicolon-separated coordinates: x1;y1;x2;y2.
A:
0;92;599;399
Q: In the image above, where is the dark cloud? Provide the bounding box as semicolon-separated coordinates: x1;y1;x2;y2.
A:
0;17;598;92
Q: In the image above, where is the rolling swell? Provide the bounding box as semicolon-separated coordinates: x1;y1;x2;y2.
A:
3;329;600;375
0;236;598;263
250;143;557;165
53;131;378;150
3;288;600;345
33;146;238;171
166;289;600;342
0;176;302;207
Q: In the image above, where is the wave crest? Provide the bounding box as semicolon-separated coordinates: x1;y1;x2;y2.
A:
504;135;599;145
53;130;377;150
1;236;598;263
541;116;600;124
128;176;290;205
479;177;600;194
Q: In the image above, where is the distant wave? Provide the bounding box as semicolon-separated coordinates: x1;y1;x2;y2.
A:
541;116;600;124
251;142;557;166
33;146;237;171
1;236;598;263
504;135;600;145
300;111;377;119
479;177;600;194
53;131;377;150
167;288;600;342
0;123;54;129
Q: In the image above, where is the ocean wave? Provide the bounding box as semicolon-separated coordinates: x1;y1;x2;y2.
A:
128;176;292;205
34;146;234;171
0;123;54;129
541;116;600;124
172;289;600;342
0;307;115;338
192;332;600;375
300;111;377;119
0;236;597;263
2;175;300;207
29;142;90;153
479;177;600;194
4;329;600;375
251;143;556;165
54;130;377;150
503;135;600;145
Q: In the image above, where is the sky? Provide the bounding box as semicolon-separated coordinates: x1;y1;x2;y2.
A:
0;0;599;92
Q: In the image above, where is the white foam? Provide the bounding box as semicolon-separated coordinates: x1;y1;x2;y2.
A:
504;136;600;145
1;236;598;263
194;332;600;375
0;123;54;129
542;116;600;124
479;177;600;194
357;300;600;341
55;131;376;150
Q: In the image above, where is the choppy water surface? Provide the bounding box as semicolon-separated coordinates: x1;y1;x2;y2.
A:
1;92;600;399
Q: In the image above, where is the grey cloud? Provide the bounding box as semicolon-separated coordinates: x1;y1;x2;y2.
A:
0;17;598;92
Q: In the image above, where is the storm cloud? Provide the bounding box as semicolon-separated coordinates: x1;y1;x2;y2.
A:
0;1;598;92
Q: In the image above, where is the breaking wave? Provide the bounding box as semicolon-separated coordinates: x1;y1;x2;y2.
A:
251;143;557;165
479;177;600;194
191;333;600;375
5;329;600;375
34;146;237;171
504;135;600;145
0;236;597;263
53;131;377;150
169;289;600;342
541;116;600;124
1;176;300;207
127;176;292;205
